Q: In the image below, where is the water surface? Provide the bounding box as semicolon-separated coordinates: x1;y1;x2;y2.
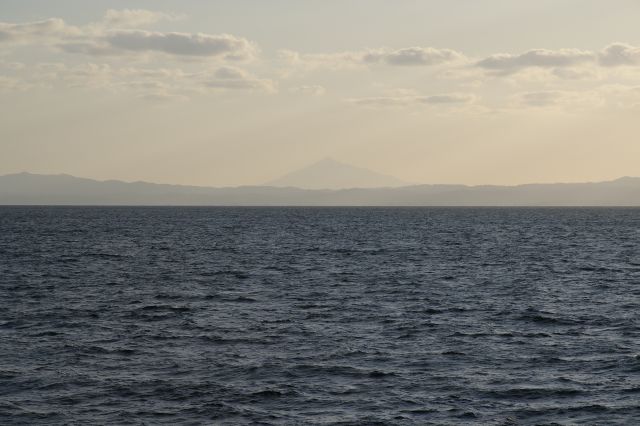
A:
1;207;639;424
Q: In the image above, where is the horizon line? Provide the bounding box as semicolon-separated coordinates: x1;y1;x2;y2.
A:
2;171;638;191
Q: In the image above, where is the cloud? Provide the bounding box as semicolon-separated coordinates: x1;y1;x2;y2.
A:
60;30;258;60
103;30;256;59
58;63;275;95
597;84;640;108
6;14;640;112
551;67;600;80
279;46;464;70
0;18;80;44
62;63;114;88
278;49;367;71
598;43;640;67
511;90;606;111
0;75;29;92
136;91;188;103
477;48;594;73
0;15;257;61
1;60;276;101
283;43;640;76
102;9;181;28
517;91;566;107
204;67;276;92
58;42;117;56
0;10;181;46
365;47;464;66
347;93;476;107
289;85;326;96
0;61;25;70
419;94;476;104
476;43;640;77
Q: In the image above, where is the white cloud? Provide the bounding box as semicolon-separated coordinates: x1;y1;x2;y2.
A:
280;43;640;78
289;85;326;96
347;93;476;108
0;61;25;70
0;60;276;101
517;91;566;107
204;67;276;92
347;97;411;107
365;47;464;66
102;9;181;28
420;94;476;104
104;30;256;59
58;42;116;56
476;43;640;77
0;75;29;91
0;15;258;62
278;49;367;71
279;46;464;70
59;30;257;60
477;48;594;73
5;13;640;112
551;67;600;80
597;84;640;108
136;91;188;103
0;18;80;44
598;43;640;67
511;90;605;111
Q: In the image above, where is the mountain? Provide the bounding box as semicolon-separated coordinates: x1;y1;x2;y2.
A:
267;158;409;189
1;172;640;206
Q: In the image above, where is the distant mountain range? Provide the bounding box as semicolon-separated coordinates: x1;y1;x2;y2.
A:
267;158;409;189
1;171;640;206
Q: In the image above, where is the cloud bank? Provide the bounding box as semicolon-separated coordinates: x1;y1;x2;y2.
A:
347;93;476;108
280;46;465;70
476;44;640;74
0;12;256;61
3;10;640;110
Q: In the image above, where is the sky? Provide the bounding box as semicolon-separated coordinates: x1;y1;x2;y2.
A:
1;0;640;186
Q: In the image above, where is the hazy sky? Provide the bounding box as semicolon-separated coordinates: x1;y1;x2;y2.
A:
2;0;640;186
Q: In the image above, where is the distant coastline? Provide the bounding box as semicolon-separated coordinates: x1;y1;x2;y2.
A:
2;172;640;206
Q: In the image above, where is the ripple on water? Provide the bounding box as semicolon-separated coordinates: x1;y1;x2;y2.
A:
1;206;640;424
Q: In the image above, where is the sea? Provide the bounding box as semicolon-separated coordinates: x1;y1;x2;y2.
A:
1;207;639;425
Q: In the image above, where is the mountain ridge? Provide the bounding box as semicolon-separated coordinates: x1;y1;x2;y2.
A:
266;158;410;189
1;172;640;206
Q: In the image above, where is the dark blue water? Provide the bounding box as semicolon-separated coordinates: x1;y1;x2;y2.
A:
1;207;640;425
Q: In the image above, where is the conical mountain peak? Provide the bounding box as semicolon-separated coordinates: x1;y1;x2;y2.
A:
267;158;409;190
